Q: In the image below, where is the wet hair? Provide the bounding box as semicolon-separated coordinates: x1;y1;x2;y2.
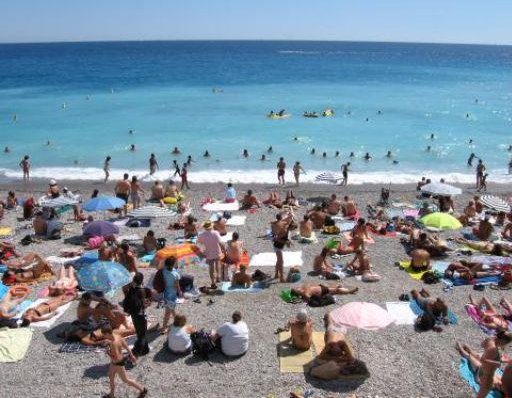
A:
232;232;239;241
173;314;187;327
232;311;242;323
123;173;129;179
133;272;144;286
165;256;177;270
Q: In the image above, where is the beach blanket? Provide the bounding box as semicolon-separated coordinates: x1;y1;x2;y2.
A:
385;302;417;325
23;299;72;328
46;255;81;267
0;328;33;362
202;201;240;212
450;275;501;287
278;331;314;373
337;221;356;232
459;358;503;398
226;215;246;226
399;260;449;281
220;282;264;293
464;304;501;335
59;335;137;354
249;251;303;268
13;299;35;318
410;298;458;325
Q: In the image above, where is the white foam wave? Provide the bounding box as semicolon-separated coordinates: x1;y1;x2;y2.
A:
1;167;512;185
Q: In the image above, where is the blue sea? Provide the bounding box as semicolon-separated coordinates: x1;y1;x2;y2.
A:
0;40;511;184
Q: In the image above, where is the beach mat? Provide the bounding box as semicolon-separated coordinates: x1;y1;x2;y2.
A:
249;251;303;268
459;358;503;398
278;331;314;373
399;261;449;281
0;328;33;362
202;201;240;212
385;302;417;325
220;282;264;293
23;299;73;328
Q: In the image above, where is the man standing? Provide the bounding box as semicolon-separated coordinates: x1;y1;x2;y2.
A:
114;173;130;216
161;257;181;334
277;157;286;185
180;164;190;190
123;272;150;357
149;153;159;176
19;155;31;180
198;220;224;287
293;161;305;186
341;162;351;186
103;156;111;183
476;159;485;190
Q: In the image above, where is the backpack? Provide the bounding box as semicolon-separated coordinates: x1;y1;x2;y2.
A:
153;269;165;294
156;238;167;250
122;286;144;314
191;329;215;360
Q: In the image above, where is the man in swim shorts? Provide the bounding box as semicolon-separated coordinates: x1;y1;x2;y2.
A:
114;173;131;216
277;157;286;185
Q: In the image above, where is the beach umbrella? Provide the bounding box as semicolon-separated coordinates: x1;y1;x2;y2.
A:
77;261;131;292
480;195;511;213
83;220;119;237
315;171;344;184
420;212;462;230
420;182;462;196
155;244;202;268
329;302;394;331
38;195;79;208
127;206;176;219
82;196;125;212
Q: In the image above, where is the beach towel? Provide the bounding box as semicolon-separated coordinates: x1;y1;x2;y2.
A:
46;255;81;267
399;260;449;281
220;282;264;293
118;234;142;243
337;221;356;232
403;209;420;219
280;289;302;304
13;299;34;318
410;299;458;325
464;304;502;335
226;215;246;226
451;275;501;287
249;251;303;268
22;299;73;328
0;328;33;362
202;201;240;212
385;302;417;325
278;331;314;373
459;358;503;398
59;335;137;354
175;236;198;244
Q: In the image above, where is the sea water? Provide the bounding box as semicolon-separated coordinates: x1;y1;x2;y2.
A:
0;41;511;184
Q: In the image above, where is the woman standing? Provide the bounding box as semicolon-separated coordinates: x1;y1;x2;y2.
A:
130;176;145;209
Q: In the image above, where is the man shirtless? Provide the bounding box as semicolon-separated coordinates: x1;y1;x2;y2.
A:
231;265;252;288
342;196;357;217
409;248;431;271
114;173;131;216
226;232;243;265
288;309;313;350
291;283;358;300
299;215;313;238
101;325;147;398
213;215;227;236
307;206;327;229
241;190;260;209
471;217;494;241
271;212;293;240
150;181;165;206
347;250;381;282
327;194;341;216
277;157;286;185
116;243;137;274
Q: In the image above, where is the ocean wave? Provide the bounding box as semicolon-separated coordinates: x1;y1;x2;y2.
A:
1;167;511;185
278;50;321;55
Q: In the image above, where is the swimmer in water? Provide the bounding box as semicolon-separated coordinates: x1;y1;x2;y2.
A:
4;147;10;153
186;155;193;165
260;154;266;161
466;113;470;118
203;150;210;158
130;144;136;152
365;117;369;122
363;152;372;161
347;111;351;115
349;152;355;158
242;149;249;158
46;140;51;146
393;160;399;164
377;110;382;115
310;148;316;155
172;147;181;155
267;145;273;152
335;151;340;157
475;99;479;103
294;137;298;142
129;129;134;135
469;138;473;145
508;145;512;152
386;150;392;158
322;152;327;158
13;114;17;122
426;146;431;152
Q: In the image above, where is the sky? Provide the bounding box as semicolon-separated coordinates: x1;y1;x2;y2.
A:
1;0;511;45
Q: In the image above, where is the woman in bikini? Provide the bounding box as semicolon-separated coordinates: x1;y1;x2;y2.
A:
1;256;54;285
445;261;500;282
22;292;77;324
456;238;510;256
456;331;512;398
468;294;512;331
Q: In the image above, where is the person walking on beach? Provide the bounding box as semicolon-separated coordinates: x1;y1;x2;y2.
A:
160;257;181;335
149;153;159;176
130;176;145;209
476;159;486;190
123;272;150;357
19;155;31;180
172;160;181;177
103;156;111;182
101;324;148;398
180;164;190;190
341;162;351;186
277;157;286;185
293;161;305;186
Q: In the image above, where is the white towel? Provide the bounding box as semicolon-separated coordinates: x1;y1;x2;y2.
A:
385;302;416;325
202;201;240;212
46;256;81;267
226;216;246;226
22;299;73;328
249;251;303;268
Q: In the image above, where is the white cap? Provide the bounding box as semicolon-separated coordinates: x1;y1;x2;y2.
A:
49;179;57;185
297;308;308;322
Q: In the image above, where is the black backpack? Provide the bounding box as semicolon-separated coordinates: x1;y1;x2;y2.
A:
156;238;167;250
191;329;215;360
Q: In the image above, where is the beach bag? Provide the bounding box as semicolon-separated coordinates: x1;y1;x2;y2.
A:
191;329;215;360
156;238;167;250
280;289;301;304
88;235;105;249
153;269;166;294
308;294;335;307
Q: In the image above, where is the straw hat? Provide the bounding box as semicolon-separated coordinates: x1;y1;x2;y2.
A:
203;220;213;230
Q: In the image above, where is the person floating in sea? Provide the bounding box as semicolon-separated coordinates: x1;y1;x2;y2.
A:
335;151;340;157
104;156;111;183
426;146;431;152
393;160;399;164
349;152;355;158
365;117;369;122
341;162;350;186
293;137;298;142
171;146;181;155
129;129;134;135
277;157;286;185
203;150;211;158
293;161;305;186
46;140;51;146
267;145;273;153
172;160;181;177
363;152;372;161
186;155;193;166
242;149;249;158
12;114;17;122
467;153;476;167
260;154;267;161
466;113;470;118
310;148;315;155
386;150;392;158
430;133;435;140
130;144;136;152
19;155;30;180
377;110;382;115
4;146;10;153
469;138;473;145
508;145;512;152
322;152;327;158
149;153;159;176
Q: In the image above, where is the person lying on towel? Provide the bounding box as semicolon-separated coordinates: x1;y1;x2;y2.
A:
291;283;357;302
411;288;448;332
0;289;31;328
1;254;54;285
22;292;77;325
468;294;512;332
455;237;510;256
444;261;501;282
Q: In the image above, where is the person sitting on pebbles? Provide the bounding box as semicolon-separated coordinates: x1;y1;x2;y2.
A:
346;249;381;282
289;309;313;350
231;264;252;288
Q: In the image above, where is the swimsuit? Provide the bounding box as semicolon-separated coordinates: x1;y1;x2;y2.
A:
112;357;127;367
116;193;129;203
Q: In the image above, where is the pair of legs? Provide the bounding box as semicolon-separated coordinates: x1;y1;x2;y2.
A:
208;259;221;286
160;302;176;334
106;363;146;398
275;249;285;283
456;343;497;398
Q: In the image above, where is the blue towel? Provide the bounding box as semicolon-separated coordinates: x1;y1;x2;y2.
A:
0;283;8;300
13;300;34;317
459;358;503;398
140;254;155;263
410;299;458;325
452;275;501;287
220;282;264;293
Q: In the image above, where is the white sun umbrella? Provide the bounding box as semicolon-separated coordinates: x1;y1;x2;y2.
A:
38;195;79;208
127;206;177;218
480;195;511;213
420;182;462;196
315;171;344;184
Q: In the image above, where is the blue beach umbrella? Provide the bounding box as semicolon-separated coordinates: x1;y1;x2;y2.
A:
77;261;131;292
82;196;126;212
83;220;119;237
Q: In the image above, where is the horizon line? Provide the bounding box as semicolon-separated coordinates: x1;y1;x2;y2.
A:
0;38;511;47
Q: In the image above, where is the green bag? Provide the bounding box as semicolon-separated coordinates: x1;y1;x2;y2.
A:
280;289;300;303
325;238;339;250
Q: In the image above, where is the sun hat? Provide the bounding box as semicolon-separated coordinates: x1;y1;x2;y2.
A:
203;220;213;230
